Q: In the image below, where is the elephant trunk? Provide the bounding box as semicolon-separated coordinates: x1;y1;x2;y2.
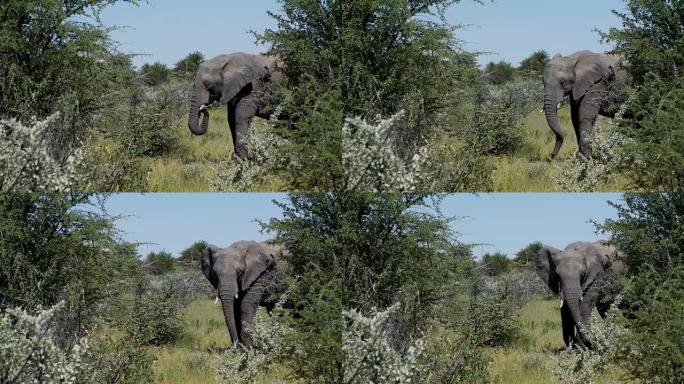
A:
218;284;240;346
561;279;590;349
544;88;565;159
188;76;209;135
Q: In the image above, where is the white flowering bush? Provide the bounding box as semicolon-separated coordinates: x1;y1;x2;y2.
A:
0;302;89;384
0;113;83;192
343;304;424;384
211;109;285;192
548;298;628;384
343;111;433;192
216;297;292;384
553;100;633;191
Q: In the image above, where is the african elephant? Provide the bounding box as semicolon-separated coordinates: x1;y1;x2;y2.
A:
188;52;284;159
200;240;288;346
543;51;627;159
536;241;625;349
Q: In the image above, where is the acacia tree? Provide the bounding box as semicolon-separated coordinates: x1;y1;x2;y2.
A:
0;0;145;192
174;51;205;78
518;50;549;77
255;1;343;190
601;0;684;190
262;193;482;381
597;193;684;382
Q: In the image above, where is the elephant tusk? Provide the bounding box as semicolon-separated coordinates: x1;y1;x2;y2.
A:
559;298;564;308
235;293;239;299
199;105;206;111
214;296;219;305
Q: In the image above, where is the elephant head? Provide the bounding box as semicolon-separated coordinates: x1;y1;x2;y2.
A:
536;241;621;348
188;53;281;136
543;51;623;158
200;240;282;346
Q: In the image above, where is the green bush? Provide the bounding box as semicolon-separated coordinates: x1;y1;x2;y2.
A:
419;332;490;384
548;300;627;384
178;240;208;267
518;50;550;78
597;193;684;383
217;301;293;384
144;251;176;275
461;283;522;347
125;279;187;347
119;98;179;158
483;61;516;85
174;51;205;79
601;0;684;190
85;332;154;384
139;62;171;86
615;267;684;383
0;1;145;192
465;79;542;156
481;252;511;276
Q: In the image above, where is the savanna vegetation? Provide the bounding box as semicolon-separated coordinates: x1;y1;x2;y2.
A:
341;0;684;192
0;0;341;193
3;0;683;192
2;192;684;383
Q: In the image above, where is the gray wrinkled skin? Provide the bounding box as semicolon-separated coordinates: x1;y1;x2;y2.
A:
543;51;627;159
200;240;288;346
188;52;284;159
536;241;625;349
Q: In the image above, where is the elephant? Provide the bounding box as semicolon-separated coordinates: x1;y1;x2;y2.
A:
543;50;627;159
200;240;288;347
188;52;284;159
536;241;625;349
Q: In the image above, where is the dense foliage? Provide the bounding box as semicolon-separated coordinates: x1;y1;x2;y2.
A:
481;252;511;276
513;242;543;269
144;251;176;275
255;0;343;190
264;193;529;382
602;0;684;190
178;240;208;267
518;50;550;77
597;193;684;383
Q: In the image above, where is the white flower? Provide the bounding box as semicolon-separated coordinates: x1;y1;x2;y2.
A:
0;302;89;384
0;113;83;192
343;111;432;192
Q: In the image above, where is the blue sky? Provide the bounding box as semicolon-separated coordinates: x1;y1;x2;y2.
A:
100;1;625;68
101;193;621;258
441;193;620;258
102;193;285;257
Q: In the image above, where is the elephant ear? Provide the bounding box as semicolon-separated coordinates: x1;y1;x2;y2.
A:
581;243;614;293
220;55;260;104
241;243;276;289
201;245;221;289
572;55;615;101
536;245;562;295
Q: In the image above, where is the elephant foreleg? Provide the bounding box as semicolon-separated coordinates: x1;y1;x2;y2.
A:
576;93;602;159
560;304;577;347
232;98;259;160
228;103;237;155
570;101;581;159
239;287;263;347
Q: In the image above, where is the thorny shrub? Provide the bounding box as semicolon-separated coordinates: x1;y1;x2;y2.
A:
217;297;292;384
0;114;82;192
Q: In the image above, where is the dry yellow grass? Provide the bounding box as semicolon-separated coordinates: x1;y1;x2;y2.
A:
488;299;627;384
152;298;296;384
